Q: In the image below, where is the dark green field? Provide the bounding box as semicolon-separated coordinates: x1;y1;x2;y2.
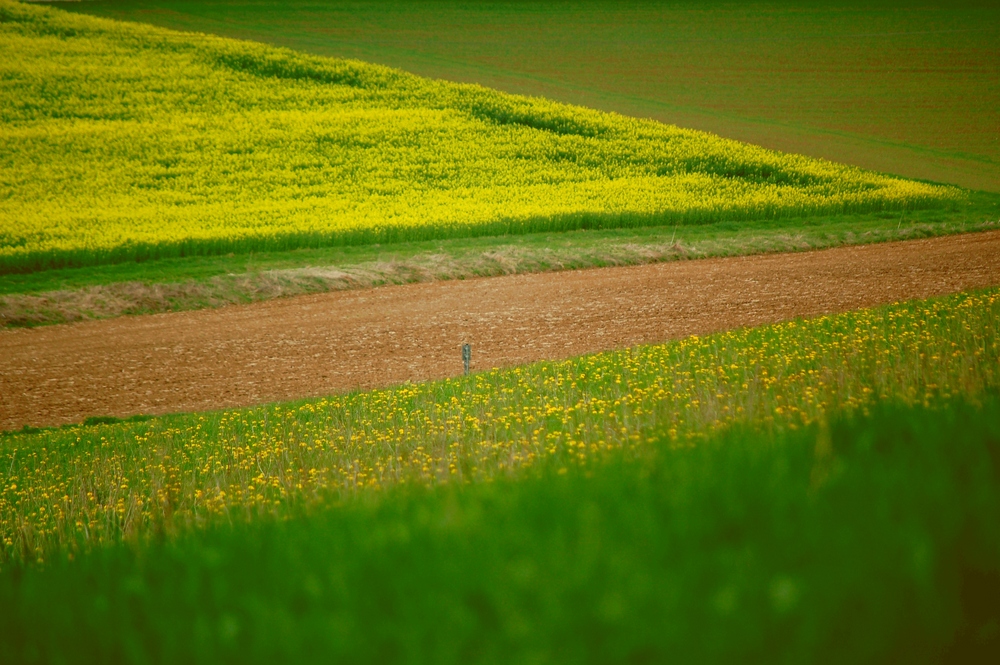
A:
3;396;999;663
65;0;1000;192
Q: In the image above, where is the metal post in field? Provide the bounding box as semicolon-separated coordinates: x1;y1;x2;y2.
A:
462;343;471;376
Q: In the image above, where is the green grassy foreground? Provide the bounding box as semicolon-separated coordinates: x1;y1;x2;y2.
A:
2;396;998;663
66;0;1000;192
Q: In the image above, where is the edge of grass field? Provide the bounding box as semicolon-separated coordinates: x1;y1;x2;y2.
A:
4;281;998;437
0;194;964;276
2;192;997;328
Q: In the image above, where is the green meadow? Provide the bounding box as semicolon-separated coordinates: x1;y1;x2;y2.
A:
3;198;997;327
2;369;1000;662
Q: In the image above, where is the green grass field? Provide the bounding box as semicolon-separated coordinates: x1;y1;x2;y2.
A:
4;195;996;299
3;386;999;662
64;0;1000;193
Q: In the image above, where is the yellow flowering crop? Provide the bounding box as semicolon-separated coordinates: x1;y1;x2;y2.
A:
2;287;997;564
0;0;960;273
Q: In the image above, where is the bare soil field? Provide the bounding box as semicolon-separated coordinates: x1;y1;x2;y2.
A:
2;231;999;431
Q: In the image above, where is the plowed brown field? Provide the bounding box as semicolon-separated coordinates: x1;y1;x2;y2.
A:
3;231;1000;431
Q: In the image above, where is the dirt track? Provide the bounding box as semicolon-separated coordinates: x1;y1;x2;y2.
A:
3;231;1000;431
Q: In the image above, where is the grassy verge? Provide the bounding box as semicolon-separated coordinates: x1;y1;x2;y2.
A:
3;287;997;564
1;394;998;663
2;193;997;327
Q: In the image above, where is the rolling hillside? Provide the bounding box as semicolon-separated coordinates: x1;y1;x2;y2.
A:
0;1;958;273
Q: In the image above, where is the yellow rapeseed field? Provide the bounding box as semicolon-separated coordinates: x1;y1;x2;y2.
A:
0;0;960;273
2;288;997;564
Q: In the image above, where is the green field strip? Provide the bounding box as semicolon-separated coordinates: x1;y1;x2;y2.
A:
2;398;999;662
3;193;996;328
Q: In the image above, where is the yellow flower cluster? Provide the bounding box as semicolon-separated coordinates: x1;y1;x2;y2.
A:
2;288;997;564
0;1;960;273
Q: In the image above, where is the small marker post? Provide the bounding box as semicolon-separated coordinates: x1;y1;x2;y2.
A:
462;343;471;375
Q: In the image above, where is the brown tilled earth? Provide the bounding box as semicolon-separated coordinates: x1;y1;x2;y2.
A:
3;231;1000;431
